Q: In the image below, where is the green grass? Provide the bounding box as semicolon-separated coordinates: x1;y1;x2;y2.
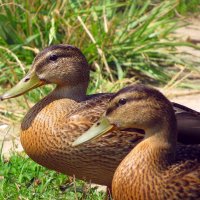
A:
176;0;200;14
0;153;105;199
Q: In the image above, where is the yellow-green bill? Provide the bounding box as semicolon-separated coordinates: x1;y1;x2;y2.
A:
0;69;44;100
72;116;114;147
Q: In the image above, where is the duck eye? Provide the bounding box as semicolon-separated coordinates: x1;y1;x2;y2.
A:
49;54;58;61
118;98;127;106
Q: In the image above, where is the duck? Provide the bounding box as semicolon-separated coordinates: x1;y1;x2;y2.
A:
0;44;200;188
73;84;200;200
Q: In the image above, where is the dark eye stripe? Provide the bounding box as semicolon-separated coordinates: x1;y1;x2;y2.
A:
106;104;118;115
35;53;72;69
106;96;148;116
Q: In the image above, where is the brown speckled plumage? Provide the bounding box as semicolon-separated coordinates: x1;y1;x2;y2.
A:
1;45;200;189
112;140;200;200
21;92;143;186
78;85;200;199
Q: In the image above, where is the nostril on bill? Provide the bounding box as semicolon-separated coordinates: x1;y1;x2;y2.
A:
24;77;30;82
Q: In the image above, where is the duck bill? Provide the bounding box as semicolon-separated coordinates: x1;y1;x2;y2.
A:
0;69;44;100
72;116;114;147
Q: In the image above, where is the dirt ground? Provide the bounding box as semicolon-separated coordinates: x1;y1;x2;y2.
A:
175;15;200;60
1;15;200;157
169;15;200;110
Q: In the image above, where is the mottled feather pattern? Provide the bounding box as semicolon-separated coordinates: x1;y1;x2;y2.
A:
176;143;200;161
162;161;200;199
112;138;200;200
103;85;200;200
20;93;143;186
20;92;200;187
11;45;199;194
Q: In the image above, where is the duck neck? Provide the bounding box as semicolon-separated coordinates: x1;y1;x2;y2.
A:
113;129;176;199
48;83;88;102
133;124;177;170
21;82;88;131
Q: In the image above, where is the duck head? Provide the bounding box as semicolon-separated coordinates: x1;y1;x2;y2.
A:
73;84;177;147
1;44;90;100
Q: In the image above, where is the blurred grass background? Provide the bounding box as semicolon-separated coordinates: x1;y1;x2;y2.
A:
0;0;200;199
0;0;200;100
